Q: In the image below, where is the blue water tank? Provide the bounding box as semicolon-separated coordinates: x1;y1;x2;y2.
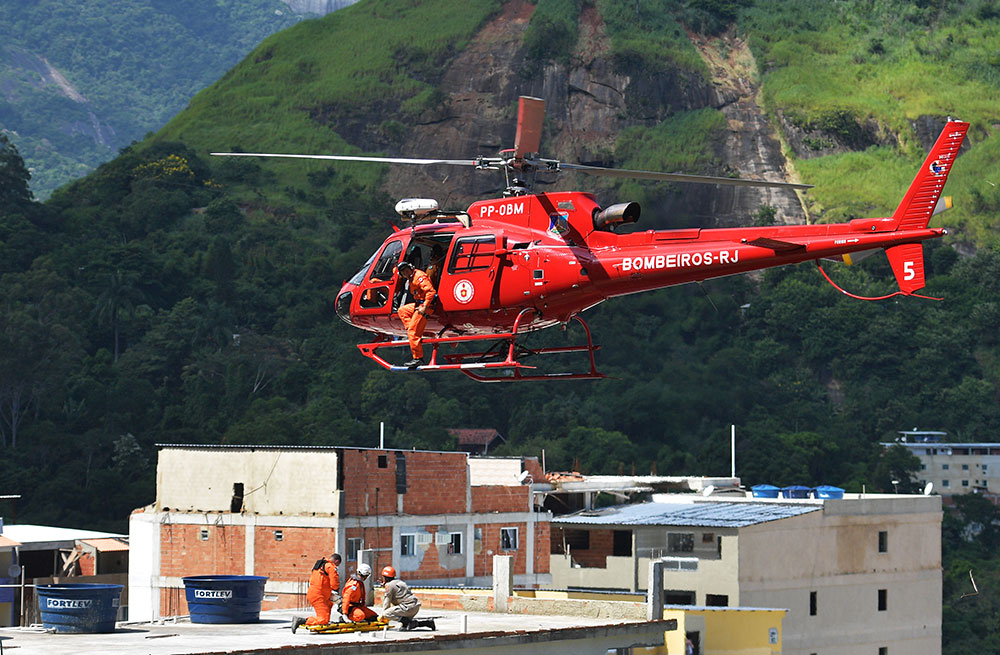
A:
36;583;122;633
781;485;811;499
813;485;845;499
183;575;267;623
751;484;780;498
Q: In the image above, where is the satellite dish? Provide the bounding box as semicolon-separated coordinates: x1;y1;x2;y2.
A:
8;564;22;578
924;482;934;496
518;471;533;484
702;485;715;497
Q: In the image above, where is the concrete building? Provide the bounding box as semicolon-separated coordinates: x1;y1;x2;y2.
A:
129;445;551;622
884;430;1000;497
548;493;942;655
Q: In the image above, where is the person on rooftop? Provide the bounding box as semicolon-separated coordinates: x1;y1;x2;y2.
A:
291;552;341;633
342;563;379;623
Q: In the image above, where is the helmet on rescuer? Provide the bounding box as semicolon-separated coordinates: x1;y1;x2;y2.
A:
381;565;396;579
356;563;372;578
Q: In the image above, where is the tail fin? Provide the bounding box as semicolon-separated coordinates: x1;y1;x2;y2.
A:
885;242;925;293
891;120;969;231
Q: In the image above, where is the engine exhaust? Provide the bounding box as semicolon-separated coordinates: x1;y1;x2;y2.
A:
593;202;640;229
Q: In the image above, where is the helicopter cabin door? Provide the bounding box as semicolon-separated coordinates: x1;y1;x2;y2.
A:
439;233;499;312
353;238;405;319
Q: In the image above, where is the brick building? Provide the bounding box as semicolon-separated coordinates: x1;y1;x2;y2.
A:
128;445;550;621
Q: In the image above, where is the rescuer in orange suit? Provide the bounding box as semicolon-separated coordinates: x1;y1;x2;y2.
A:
291;552;341;632
342;563;379;622
395;261;436;368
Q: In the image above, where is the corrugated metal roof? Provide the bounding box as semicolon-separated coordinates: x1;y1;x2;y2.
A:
553;501;820;528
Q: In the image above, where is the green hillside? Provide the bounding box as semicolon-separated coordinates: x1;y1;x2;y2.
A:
0;0;305;199
1;0;1000;647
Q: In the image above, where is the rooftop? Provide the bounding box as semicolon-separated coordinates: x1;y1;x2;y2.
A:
0;607;674;655
0;524;125;550
554;500;822;528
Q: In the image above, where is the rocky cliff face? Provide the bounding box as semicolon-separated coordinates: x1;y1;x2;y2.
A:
336;1;807;229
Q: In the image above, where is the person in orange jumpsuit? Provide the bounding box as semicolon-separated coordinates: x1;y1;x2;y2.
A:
395;261;437;368
342;563;379;622
292;552;341;632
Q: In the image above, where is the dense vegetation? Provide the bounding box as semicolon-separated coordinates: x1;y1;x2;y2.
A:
0;0;303;199
1;0;999;648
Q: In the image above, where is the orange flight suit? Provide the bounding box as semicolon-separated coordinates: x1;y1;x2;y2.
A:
396;269;436;359
341;575;378;622
304;558;340;626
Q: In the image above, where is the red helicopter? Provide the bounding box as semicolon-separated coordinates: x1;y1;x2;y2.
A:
214;97;968;381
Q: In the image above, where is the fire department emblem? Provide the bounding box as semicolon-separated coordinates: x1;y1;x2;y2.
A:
453;279;475;304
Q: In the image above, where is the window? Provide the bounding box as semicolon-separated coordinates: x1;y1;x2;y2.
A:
449;532;463;555
878;588;887;611
984;464;989;472
705;594;728;607
378;455;388;468
879;647;888;655
878;531;887;553
962;464;970;470
613;530;632;557
942;464;950;470
668;533;695;553
347;538;363;561
663;590;695;605
920;463;927;470
500;527;518;551
274;530;283;542
809;591;817;616
199;528;209;541
962;480;970;487
370;240;403;281
564;529;590;550
449;235;496;273
400;534;415;557
943;479;950;487
701;532;715;544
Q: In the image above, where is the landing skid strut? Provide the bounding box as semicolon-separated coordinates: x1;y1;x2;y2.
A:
357;310;605;382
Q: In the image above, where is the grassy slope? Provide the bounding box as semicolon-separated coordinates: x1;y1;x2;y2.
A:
158;0;501;212
742;0;1000;244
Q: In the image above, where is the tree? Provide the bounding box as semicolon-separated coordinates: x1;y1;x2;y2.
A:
0;133;33;206
92;269;145;362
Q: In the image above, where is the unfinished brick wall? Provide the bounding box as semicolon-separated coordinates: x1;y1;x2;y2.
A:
523;457;545;484
533;520;550;575
470;485;529;513
548;527;613;568
160;522;246;578
341;449;399;516
401;451;469;515
252;526;336;583
341;449;470;516
473;522;528;577
343;525;394;577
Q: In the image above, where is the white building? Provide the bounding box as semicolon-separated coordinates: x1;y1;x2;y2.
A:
549;492;942;655
883;430;1000;495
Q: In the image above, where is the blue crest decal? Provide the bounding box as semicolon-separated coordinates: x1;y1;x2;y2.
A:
548;212;570;237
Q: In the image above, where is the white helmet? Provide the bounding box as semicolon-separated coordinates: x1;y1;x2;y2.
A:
357;563;372;577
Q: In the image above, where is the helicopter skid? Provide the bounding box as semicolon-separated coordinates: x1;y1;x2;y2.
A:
357;312;605;382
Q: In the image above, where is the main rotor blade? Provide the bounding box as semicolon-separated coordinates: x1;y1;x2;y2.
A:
557;162;813;190
514;96;545;159
211;152;479;167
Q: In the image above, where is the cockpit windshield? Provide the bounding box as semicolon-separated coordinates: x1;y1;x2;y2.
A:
348;252;377;286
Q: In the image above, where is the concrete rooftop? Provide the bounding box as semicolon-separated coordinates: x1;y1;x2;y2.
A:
0;607;673;655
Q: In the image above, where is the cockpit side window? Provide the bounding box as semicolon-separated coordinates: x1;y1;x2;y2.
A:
369;240;403;281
